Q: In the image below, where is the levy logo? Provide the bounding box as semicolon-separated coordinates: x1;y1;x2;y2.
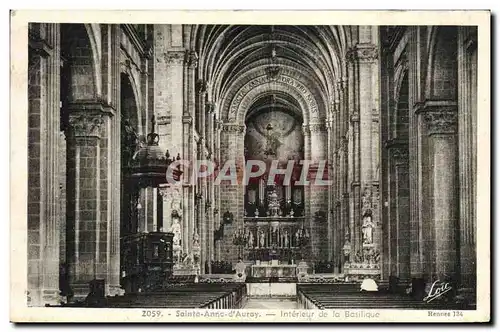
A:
423;280;453;303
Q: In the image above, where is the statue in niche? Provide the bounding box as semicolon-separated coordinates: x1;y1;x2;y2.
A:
283;230;289;248
362;187;372;214
192;232;201;260
247;230;254;249
192;232;200;247
295;228;302;246
362;209;375;245
259;230;266;248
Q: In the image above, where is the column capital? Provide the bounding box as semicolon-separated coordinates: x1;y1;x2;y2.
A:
206;102;215;114
164;50;185;66
182;115;193;125
346;44;379;63
68;112;105;138
301;124;310;135
350;113;360;123
185;50;199;68
156;115;172;125
197;79;208;95
390;147;409;165
423;109;458;135
215;120;224;132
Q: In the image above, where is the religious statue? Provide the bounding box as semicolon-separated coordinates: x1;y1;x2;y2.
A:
362;210;375;244
193;232;200;247
247;230;254;249
259;230;266;248
295;229;302;246
362;187;372;213
284;230;289;248
264;123;282;156
192;232;200;259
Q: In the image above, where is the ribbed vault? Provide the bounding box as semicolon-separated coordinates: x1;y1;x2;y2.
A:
190;25;350;123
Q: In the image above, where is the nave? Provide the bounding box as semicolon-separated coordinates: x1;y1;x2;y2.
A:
27;23;478;309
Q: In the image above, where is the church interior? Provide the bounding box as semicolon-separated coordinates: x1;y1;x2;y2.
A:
27;23;477;309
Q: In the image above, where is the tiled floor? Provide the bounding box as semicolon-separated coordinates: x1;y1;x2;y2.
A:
243;298;298;309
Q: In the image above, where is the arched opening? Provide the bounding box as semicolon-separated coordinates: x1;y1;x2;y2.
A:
243;93;306;263
119;73;142;293
386;71;410;282
59;23;98;300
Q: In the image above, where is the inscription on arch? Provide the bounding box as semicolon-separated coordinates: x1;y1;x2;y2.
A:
229;74;319;119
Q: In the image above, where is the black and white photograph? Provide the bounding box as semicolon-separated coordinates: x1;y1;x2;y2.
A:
10;10;490;323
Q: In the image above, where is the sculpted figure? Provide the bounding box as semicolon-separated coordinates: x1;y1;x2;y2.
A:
362;210;375;244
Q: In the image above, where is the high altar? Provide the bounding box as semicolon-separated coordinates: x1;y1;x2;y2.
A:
236;181;311;279
250;261;297;278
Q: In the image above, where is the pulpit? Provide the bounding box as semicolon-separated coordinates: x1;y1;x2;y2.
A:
121;232;174;292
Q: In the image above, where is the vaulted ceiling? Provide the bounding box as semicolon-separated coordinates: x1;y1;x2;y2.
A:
190;25;352;122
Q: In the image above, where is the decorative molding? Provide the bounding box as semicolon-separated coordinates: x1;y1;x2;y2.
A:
222;123;245;133
68;113;104;138
307;123;327;133
228;74;319;120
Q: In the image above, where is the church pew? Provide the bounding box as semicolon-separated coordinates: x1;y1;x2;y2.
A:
296;284;469;310
105;283;247;309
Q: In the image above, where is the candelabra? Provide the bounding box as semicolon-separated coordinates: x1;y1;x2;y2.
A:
232;227;248;259
296;224;310;261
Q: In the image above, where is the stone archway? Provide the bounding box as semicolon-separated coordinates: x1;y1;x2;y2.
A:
218;71;330;262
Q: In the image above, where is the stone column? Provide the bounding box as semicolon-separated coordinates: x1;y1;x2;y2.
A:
66;108;109;300
214;119;223;261
184;51;198;256
27;23;62;305
107;24;123;297
302;123;312;246
458;27;477;289
423;108;459;281
389;146;410;280
308;123;328;260
198;138;207;273
348;38;380;264
326;117;334;261
206;104;216;270
220;123;245;261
